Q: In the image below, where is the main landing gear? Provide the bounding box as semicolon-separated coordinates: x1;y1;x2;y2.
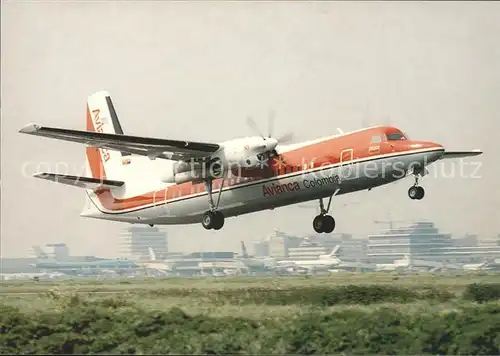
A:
312;189;339;234
201;177;226;230
408;176;425;200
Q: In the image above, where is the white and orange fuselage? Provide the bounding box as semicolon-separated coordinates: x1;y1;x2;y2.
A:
82;123;444;225
19;91;481;230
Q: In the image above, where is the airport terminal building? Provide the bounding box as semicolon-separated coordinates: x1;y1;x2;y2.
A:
119;226;168;260
367;221;500;263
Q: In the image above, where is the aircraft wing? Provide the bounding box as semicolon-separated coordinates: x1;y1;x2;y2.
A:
439;149;482;159
19;123;220;160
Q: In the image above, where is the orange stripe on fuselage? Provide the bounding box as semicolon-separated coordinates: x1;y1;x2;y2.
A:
85;122;441;213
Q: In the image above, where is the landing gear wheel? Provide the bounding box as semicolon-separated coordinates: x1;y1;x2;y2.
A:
408;186;425;200
201;174;227;230
323;215;335;233
212;211;225;230
408;186;418;200
415;186;425;200
312;190;340;233
313;215;336;233
202;211;215;230
313;215;325;233
202;211;225;230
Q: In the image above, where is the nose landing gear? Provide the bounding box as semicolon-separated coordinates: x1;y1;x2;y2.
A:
408;176;425;200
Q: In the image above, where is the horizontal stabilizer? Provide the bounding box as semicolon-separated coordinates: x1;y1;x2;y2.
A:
440;149;482;159
33;173;124;190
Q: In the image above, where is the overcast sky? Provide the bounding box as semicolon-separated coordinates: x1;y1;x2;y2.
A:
2;1;499;258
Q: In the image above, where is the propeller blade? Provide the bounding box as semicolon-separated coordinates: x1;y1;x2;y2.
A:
246;116;263;137
267;109;276;138
276;132;294;144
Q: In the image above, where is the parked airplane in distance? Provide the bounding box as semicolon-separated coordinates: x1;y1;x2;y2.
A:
375;254;462;272
273;245;342;273
141;247;170;275
19;91;482;232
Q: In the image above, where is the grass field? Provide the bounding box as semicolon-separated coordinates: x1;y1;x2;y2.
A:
1;272;500;354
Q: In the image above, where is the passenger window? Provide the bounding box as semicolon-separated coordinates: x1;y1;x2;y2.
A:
371;136;382;144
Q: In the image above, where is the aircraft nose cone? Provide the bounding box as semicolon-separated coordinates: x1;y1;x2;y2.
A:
428;141;444;150
408;141;444;151
417;141;445;163
406;140;445;167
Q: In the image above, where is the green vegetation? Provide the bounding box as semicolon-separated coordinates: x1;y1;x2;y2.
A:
1;273;500;354
463;282;500;303
146;284;455;306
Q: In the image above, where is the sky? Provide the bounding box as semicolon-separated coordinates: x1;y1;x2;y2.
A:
2;1;500;258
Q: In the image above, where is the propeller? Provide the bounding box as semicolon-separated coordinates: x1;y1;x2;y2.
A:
267;109;275;138
246;116;264;138
246;109;295;144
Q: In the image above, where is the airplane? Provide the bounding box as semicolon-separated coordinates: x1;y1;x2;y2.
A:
32;245;50;260
375;254;414;272
462;262;488;271
273;245;342;273
375;254;462;272
1;271;67;281
463;258;500;271
326;249;378;272
236;241;276;270
19;91;483;232
141;247;171;275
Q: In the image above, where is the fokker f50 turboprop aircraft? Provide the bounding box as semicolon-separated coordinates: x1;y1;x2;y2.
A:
19;91;482;232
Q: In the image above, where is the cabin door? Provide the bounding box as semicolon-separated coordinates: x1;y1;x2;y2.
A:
339;148;354;182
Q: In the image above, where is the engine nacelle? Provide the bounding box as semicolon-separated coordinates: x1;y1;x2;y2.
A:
161;159;223;184
220;150;271;171
160;163;175;183
238;155;264;169
174;170;202;185
160;136;277;184
173;161;203;174
160;172;175;184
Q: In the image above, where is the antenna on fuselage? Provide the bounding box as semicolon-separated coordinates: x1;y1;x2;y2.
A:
337;128;344;135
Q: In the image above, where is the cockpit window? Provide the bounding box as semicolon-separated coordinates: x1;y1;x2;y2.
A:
386;133;407;141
